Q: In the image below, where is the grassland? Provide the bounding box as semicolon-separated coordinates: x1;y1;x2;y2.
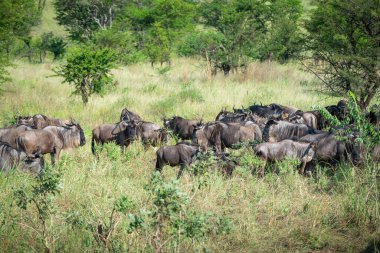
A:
0;59;379;252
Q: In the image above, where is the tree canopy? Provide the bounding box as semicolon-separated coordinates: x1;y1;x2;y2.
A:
304;0;380;110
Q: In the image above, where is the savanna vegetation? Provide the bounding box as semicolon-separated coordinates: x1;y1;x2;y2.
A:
0;0;379;252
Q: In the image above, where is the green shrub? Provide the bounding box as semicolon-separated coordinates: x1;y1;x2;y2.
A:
54;46;118;104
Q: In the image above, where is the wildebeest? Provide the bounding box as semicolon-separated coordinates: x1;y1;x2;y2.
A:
0;142;44;174
289;110;318;129
263;120;317;142
268;103;299;116
164;116;202;140
299;132;364;166
215;109;249;123
249;104;282;119
92;120;138;155
155;142;199;178
16;114;71;129
120;108;142;122
16;123;86;164
367;104;380;127
137;121;169;148
325;100;348;121
254;140;316;176
0;125;33;148
192;121;262;154
248;103;296;120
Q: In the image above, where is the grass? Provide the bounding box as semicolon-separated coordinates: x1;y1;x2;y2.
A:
30;0;67;37
0;59;379;252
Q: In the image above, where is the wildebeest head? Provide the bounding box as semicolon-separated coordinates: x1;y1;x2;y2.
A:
163;116;181;129
215;108;230;121
192;125;207;151
154;128;170;144
125;120;139;141
23;148;45;174
346;132;364;166
16;115;33;126
192;123;218;152
289;114;304;124
302;142;317;163
120;108;142;122
64;122;86;147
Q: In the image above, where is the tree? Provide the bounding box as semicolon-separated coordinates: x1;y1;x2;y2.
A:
118;0;196;66
303;0;380;110
92;25;145;65
48;36;67;60
0;0;41;86
251;0;303;62
54;0;127;41
54;46;117;104
197;0;302;75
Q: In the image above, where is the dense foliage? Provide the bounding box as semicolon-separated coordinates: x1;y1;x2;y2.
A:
54;0;128;41
304;0;380;110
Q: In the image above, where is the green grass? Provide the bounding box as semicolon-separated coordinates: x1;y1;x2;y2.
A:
0;59;379;252
30;0;67;37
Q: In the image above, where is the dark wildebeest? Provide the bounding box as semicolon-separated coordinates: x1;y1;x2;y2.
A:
325;100;348;121
120;108;142;122
91;120;138;155
136;121;169;148
215;108;249;123
155;142;199;178
367;104;380;127
0;125;33;148
254;140;316;176
299;132;364;166
248;103;295;120
16;123;86;165
0;142;44;174
249;104;282;119
192;121;262;154
16;114;71;129
163;116;202;140
263;120;317;143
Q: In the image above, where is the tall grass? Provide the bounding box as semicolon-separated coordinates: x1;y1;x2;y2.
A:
0;59;379;252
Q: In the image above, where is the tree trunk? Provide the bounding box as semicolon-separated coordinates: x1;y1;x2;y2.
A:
81;80;89;104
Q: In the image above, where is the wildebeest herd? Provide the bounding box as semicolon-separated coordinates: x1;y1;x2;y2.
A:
0;100;372;178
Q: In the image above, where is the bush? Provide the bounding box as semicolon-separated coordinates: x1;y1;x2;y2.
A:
54;46;118;104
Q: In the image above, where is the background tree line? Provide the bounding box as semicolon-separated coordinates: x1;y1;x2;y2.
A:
0;0;379;109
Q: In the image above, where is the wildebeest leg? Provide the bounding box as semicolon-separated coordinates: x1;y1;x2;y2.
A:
299;160;307;175
260;159;267;177
50;153;56;165
155;157;163;173
177;164;187;179
55;148;61;165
